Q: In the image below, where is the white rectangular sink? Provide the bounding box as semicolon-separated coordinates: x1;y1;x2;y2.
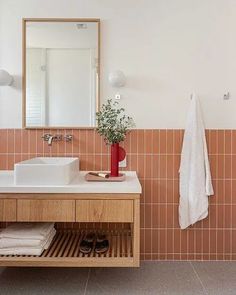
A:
14;157;79;185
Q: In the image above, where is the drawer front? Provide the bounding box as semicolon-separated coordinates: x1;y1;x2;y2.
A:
17;200;75;222
76;200;133;222
0;199;17;222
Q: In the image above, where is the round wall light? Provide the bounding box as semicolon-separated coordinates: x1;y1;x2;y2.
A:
108;70;126;88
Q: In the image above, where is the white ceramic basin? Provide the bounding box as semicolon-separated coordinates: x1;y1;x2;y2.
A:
14;157;79;185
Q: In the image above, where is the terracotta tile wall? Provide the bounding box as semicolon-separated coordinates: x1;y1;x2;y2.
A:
0;128;235;261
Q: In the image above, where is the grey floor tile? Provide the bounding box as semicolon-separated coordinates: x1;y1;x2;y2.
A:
0;267;89;295
86;262;206;295
192;262;236;295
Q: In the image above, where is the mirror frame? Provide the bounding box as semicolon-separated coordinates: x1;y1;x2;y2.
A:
22;18;100;129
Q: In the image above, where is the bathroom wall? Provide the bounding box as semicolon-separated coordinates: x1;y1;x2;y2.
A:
1;0;236;128
0;128;235;260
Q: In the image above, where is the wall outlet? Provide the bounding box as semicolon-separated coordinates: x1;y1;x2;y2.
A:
115;93;121;100
119;156;127;168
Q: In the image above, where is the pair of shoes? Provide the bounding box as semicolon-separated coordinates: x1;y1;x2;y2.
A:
79;233;109;254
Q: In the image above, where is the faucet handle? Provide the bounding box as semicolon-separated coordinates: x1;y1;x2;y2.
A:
41;134;52;141
64;134;73;142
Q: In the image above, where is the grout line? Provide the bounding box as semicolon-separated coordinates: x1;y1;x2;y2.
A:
140;252;236;255
1;152;236;156
150;130;153;260
230;130;233;260
223;130;225;260
140;228;236;230
208;131;211;260
84;268;91;295
216;131;219;259
190;261;209;295
165;129;168;260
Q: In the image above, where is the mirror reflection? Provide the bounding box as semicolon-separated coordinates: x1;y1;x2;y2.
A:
24;20;99;128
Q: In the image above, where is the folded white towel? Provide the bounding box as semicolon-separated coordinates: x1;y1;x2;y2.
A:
0;228;56;249
0;223;55;240
0;228;56;256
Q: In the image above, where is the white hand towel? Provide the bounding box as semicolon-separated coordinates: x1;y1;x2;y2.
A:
0;228;56;256
0;228;56;249
179;93;214;229
0;223;55;240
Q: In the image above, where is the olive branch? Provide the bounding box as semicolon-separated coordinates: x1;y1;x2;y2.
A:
96;99;135;144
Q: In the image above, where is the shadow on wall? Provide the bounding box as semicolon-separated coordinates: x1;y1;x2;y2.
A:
11;75;22;91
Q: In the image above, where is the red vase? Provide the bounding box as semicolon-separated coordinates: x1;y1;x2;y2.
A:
110;143;119;177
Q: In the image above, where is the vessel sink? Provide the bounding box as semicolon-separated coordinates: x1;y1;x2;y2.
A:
14;157;79;185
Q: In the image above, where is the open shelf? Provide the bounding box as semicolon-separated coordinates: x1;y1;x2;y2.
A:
0;229;135;267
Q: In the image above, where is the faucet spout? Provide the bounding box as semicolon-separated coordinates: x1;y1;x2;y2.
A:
48;135;54;146
41;134;62;146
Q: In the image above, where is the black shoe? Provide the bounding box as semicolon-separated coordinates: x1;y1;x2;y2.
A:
79;233;96;254
95;234;109;254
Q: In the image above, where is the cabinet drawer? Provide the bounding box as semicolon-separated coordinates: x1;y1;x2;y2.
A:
17;200;75;222
0;199;17;222
76;200;133;222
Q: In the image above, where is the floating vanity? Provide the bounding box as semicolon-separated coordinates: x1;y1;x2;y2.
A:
0;171;141;268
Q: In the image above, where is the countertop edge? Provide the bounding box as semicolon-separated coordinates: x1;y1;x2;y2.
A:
0;171;142;194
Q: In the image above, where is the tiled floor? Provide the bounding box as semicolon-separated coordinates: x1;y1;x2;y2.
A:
0;262;235;295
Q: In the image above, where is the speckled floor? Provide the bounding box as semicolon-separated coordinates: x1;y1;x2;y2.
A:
0;262;235;295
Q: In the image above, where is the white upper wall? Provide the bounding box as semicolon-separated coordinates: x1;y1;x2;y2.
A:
0;0;236;129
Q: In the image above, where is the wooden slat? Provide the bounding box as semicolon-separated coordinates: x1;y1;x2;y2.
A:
63;233;76;257
68;233;81;257
117;232;120;258
58;232;72;257
74;232;84;257
127;231;131;258
45;232;63;257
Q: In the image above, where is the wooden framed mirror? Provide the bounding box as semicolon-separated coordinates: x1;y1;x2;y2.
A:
22;18;100;129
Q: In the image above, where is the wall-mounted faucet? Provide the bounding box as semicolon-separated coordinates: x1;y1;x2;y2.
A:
41;134;63;146
41;134;73;146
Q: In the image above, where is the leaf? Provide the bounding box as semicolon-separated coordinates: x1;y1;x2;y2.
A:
96;99;135;144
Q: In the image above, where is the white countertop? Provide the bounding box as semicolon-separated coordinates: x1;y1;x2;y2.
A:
0;171;142;194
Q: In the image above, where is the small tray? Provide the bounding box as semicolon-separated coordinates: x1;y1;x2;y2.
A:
85;172;126;182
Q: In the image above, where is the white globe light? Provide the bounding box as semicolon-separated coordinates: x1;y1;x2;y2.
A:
108;70;126;87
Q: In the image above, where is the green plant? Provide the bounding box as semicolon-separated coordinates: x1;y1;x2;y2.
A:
96;99;135;144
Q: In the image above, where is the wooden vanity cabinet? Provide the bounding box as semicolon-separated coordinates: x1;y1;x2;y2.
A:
0;199;16;222
76;199;133;222
17;200;75;222
0;193;140;268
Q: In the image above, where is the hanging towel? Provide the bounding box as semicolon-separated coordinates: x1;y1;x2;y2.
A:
179;93;214;229
0;223;55;240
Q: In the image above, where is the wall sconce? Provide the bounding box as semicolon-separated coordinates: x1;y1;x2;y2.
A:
108;70;126;99
0;69;13;86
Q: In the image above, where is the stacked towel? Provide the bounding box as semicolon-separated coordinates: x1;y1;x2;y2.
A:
0;223;56;256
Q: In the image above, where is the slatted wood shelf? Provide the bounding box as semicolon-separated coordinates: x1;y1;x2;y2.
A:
0;229;135;267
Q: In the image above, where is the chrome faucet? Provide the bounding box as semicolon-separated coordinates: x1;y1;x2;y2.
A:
41;134;62;146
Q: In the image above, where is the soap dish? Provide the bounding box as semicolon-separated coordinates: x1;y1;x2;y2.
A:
85;173;126;182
